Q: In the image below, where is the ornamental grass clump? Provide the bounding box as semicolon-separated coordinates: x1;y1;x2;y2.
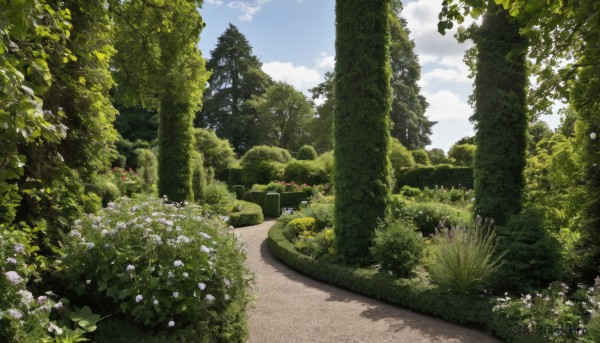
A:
428;219;503;294
55;195;254;341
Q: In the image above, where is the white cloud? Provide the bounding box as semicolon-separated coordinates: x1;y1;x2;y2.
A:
205;0;224;5
262;61;321;95
314;52;335;70
420;68;470;87
227;0;271;21
423;90;472;121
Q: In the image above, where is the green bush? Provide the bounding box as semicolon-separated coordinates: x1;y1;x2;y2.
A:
232;185;245;200
396;165;474;189
399;185;422;198
494;208;563;292
204;181;236;213
282;217;316;242
316;151;334;184
81;192;103;214
296;145;318;160
299;202;334;230
267;222;544;343
370;219;424;277
88;176;121;207
240;145;291;185
390;138;416;177
227;167;243;187
410;149;430;166
229;201;264;227
56;196;253;340
448;144;476;166
264;193;281;217
294;228;335;259
245;190;267;208
390;200;471;236
282;160;325;185
135;149;158;194
192;152;206;202
280;192;309;209
193;128;235;174
428;222;502;294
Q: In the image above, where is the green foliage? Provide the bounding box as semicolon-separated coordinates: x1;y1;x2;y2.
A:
427;148;448;165
229;201;263;228
204;181;236;213
193;128;236;174
227;168;243;187
371;219;424;277
115;137;151;170
448;144;476;166
397;165;474;189
410;149;431;166
308;72;335;152
244;191;267;209
429;222;502;294
88;176;121;207
267;222;543;343
136;149;157;194
197;24;272;153
316;151;335;184
390;199;472;236
472;6;528;226
113;105;159;143
399;185;422;198
294;228;336;259
282;217;317;242
55;196;253;340
334;0;392;261
192;153;206;202
297;145;318;160
280;192;310;210
240;145;291;185
389;138;416;178
282;160;326;185
495;208;563;292
298;202;335;231
247;82;314;151
263;193;281;217
110;167;142;197
232;185;245;200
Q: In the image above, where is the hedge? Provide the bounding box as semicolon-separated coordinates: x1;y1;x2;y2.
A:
227;167;243;187
245;190;267;208
264;193;281;217
280;192;309;209
267;222;544;343
229;201;264;227
232;185;245;200
397;165;473;190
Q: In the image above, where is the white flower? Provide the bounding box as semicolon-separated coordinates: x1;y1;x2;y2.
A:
7;309;22;319
101;229;109;236
6;257;17;264
53;301;63;309
199;232;211;240
173;292;179;298
18;289;34;305
198;282;206;290
145;217;153;223
173;260;184;268
591;132;597;140
224;294;230;301
116;222;127;230
130;205;140;212
158;218;174;226
5;271;23;285
205;294;215;302
48;323;63;335
200;245;210;254
135;294;143;302
153;299;159;305
107;202;115;208
168;320;175;327
126;264;135;272
524;294;532;301
86;279;91;285
566;300;574;306
69;230;82;238
223;278;231;287
176;235;191;244
86;242;95;250
37;296;48;304
182;272;189;278
175;226;182;232
168;271;174;278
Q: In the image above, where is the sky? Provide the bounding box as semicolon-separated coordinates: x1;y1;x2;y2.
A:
198;0;562;152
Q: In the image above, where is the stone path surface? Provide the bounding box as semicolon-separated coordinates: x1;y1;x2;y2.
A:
235;220;504;343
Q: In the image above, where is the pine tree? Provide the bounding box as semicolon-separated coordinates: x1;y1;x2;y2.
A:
334;0;393;262
198;24;272;153
472;4;528;226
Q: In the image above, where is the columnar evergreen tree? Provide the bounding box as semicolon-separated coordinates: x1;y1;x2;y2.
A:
334;0;393;261
471;4;528;225
389;1;435;149
198;24;272;152
113;0;209;202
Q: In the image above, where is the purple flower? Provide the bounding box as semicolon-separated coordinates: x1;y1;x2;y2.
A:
135;294;143;302
5;271;23;285
14;243;25;254
205;294;215;302
6;257;17;264
7;309;22;319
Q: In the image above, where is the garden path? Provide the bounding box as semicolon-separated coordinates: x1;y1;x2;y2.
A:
235;219;504;343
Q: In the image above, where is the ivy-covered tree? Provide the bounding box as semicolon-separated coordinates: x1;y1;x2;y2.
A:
198;24;272;153
113;0;210;202
334;0;393;261
247;82;313;151
389;0;435;149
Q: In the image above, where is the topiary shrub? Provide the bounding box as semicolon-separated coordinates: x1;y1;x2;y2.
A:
390;200;471;236
494;207;563;292
229;201;264;227
296;145;318;160
240;146;292;185
227;167;243;187
370;219;424;277
410;149;431;166
232;185;245;200
244;190;267;208
282;160;325;185
264;193;281;217
282;217;317;242
55;196;254;340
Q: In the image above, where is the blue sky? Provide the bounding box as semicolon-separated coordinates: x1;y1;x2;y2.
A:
198;0;561;152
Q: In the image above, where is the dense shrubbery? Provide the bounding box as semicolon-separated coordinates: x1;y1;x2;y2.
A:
204;181;236;214
389;196;471;236
229;201;264;227
448;144;476;166
193;128;236;174
296;145;318;160
54;196;253;341
240;146;292;185
396;165;473;189
283;160;326;185
410;149;431;166
371;219;424;277
282;217;317;242
390;138;416;177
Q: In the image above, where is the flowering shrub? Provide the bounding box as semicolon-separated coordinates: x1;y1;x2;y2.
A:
493;280;600;341
294;228;336;259
54;195;254;340
110;167;142;196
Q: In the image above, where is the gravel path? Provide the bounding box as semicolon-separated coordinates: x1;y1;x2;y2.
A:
235;220;504;343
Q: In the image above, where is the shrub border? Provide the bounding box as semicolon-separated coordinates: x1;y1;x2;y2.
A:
267;222;544;343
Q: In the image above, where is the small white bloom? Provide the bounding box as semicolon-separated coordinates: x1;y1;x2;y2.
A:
145;217;153;223
173;260;184;267
135;294;143;302
566;300;574;306
205;294;215;302
48;323;63;335
5;271;23;285
86;242;95;250
198;282;206;290
591;132;597;140
173;291;179;298
182;272;189;278
224;294;230;301
175;226;182;232
223;278;231;287
8;309;22;319
107;202;115;208
6;257;17;264
116;222;127;230
168;320;175;327
101;229;109;236
153;299;159;305
168;271;174;278
69;230;82;238
86;280;91;285
37;296;48;304
200;245;210;254
126;264;135;272
53;301;63;309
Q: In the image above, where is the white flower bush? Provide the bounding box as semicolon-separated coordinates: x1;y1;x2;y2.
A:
55;195;254;338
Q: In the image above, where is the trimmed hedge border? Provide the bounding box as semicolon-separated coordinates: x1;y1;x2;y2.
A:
267;222;544;343
229;201;264;227
397;165;473;190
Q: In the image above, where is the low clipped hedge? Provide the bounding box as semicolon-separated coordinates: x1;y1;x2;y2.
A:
246;190;308;210
229;200;264;227
267;222;544;343
397;165;473;190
